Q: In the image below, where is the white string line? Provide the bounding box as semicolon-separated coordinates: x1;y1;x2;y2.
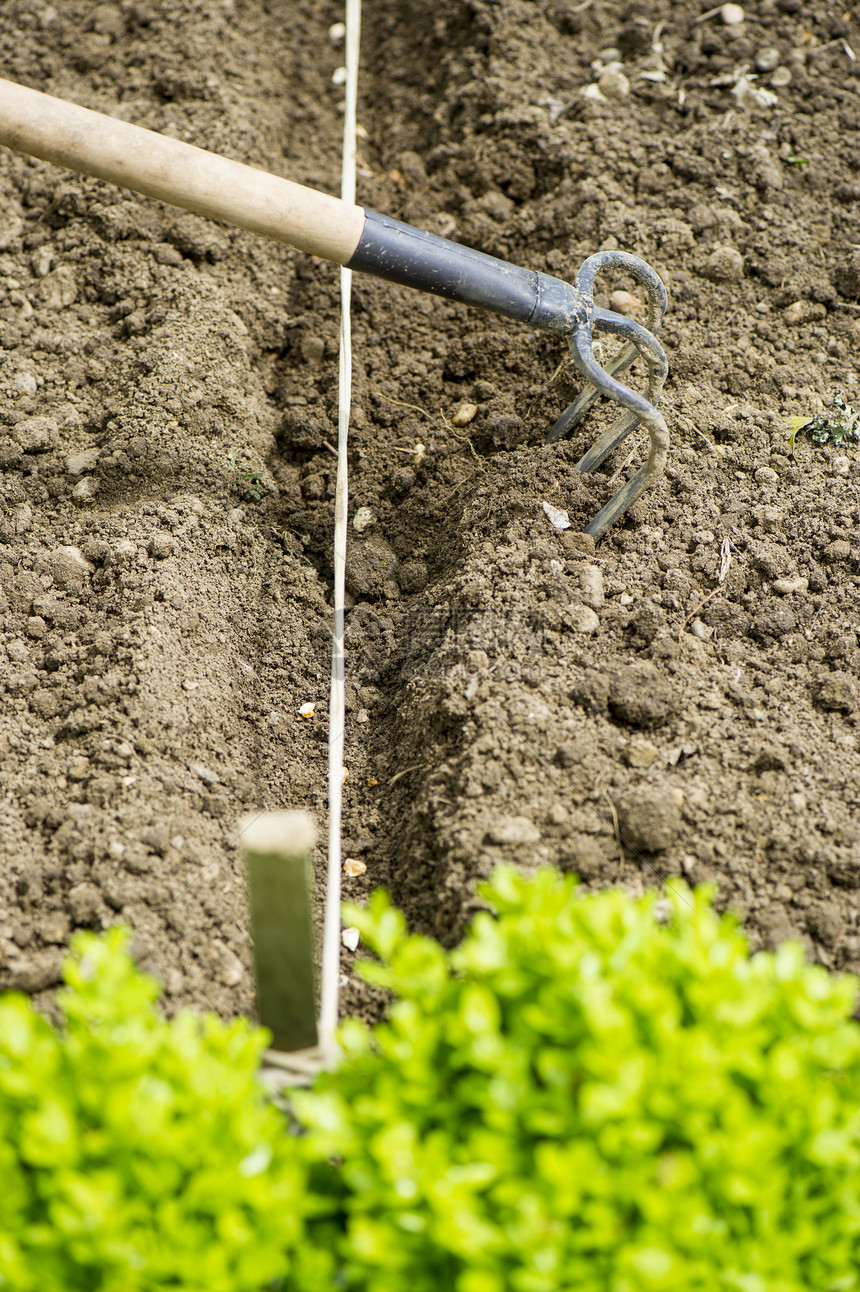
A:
319;0;361;1059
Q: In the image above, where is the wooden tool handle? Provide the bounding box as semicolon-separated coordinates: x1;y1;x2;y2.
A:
0;77;366;265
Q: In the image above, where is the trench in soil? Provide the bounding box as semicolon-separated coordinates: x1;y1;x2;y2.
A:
0;0;859;1021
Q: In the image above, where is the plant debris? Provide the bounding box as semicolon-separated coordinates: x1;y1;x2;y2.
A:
788;391;860;452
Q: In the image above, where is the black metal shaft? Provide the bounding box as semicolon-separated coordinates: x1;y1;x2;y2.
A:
348;209;584;335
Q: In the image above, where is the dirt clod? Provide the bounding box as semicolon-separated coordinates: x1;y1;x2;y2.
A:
609;664;678;729
615;786;684;855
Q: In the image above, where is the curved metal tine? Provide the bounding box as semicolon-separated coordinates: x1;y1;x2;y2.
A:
546;250;667;444
565;315;670;539
546;341;637;443
575;307;668;474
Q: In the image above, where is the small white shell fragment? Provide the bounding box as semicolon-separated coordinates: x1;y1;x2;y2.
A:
353;506;375;532
832;456;850;476
610;289;643;314
332;65;347;85
732;75;778;111
720;3;744;24
413;442;426;464
452;402;478;427
341;926;360;952
328;21;346;41
299;701;316;718
542;501;572;530
344;857;367;877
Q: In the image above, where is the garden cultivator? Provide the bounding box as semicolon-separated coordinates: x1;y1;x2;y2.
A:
0;77;669;538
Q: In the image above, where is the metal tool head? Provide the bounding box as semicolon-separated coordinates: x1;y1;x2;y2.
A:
347;214;671;539
546;250;669;539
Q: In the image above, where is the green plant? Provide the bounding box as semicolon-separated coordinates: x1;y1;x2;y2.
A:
788;390;860;452
240;470;264;501
0;927;305;1292
6;878;860;1292
291;869;860;1292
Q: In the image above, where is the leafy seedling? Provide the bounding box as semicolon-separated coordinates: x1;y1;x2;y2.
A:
240;470;264;502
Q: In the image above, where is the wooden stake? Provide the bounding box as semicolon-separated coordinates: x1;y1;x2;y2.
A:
241;811;318;1054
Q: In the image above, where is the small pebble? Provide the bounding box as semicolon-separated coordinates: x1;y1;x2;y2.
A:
352;506;375;532
783;301;807;325
332;66;347;86
567;604;600;634
610;289;643;314
598;67;630;99
71;477;99;506
341;926;360;952
328;20;345;41
720;3;745;25
344;857;366;877
299;702;316;718
770;66;792;87
452;402;478;427
755;46;780;72
833;456;850;476
772;575;809;595
13;372;37;397
624;737;660;769
690;619;714;641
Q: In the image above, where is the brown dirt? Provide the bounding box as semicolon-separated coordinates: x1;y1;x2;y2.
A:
1;0;859;1021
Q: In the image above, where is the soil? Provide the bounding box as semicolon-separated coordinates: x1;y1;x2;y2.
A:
1;0;859;1022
